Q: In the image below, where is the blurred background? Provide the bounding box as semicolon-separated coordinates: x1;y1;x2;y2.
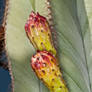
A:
0;0;11;92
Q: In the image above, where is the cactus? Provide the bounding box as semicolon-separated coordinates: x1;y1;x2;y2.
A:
5;0;92;92
31;51;68;92
25;12;56;56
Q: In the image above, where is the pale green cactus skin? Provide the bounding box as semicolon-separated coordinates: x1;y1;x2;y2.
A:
31;51;68;92
25;12;56;56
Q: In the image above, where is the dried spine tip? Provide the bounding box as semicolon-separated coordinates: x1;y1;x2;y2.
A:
25;12;56;56
31;51;68;92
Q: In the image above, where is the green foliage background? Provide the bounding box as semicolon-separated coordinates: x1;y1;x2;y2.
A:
6;0;92;92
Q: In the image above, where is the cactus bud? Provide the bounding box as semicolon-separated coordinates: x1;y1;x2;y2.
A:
25;12;56;56
31;51;68;92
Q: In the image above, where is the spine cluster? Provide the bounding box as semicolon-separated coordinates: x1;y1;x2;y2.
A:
45;0;57;50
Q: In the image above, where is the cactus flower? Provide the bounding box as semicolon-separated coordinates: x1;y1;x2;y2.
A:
31;51;68;92
25;12;56;56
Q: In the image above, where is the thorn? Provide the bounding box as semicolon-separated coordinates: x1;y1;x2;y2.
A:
0;62;9;71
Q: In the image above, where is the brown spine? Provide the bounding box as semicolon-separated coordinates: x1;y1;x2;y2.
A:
0;26;8;70
1;0;14;92
0;0;9;70
45;0;58;50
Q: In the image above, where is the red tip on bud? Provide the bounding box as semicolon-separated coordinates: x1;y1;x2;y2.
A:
31;51;56;70
25;11;47;33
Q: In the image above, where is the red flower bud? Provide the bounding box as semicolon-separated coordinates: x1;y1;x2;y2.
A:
31;51;68;92
25;12;56;56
